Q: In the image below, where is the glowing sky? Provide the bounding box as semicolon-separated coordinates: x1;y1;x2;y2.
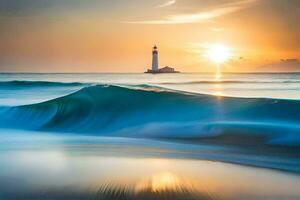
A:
0;0;300;72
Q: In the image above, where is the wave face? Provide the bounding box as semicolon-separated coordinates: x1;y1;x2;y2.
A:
1;84;300;146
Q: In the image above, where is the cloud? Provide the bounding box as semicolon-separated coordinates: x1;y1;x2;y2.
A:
281;58;299;63
156;0;176;8
127;0;259;24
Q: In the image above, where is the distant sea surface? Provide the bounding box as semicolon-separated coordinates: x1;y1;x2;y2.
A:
1;73;300;106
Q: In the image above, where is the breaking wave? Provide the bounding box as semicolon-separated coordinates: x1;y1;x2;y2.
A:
1;83;300;147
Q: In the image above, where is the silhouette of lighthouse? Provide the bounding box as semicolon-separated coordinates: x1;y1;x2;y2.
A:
152;45;159;71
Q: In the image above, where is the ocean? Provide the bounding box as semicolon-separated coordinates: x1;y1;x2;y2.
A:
1;73;300;106
0;73;300;200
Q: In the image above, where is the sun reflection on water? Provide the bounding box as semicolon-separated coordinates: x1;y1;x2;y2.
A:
215;64;222;81
212;82;224;97
135;172;182;192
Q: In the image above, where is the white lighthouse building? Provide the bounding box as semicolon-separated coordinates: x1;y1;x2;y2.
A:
152;45;159;71
145;45;179;73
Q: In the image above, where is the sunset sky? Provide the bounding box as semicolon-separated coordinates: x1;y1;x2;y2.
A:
0;0;300;72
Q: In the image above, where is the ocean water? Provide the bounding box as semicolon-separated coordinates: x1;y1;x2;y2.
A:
1;73;300;199
1;73;300;105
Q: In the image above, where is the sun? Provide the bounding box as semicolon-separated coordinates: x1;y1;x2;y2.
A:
205;44;231;64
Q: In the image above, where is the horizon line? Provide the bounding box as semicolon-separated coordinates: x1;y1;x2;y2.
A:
1;71;300;74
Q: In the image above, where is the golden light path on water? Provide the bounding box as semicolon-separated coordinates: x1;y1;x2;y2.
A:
134;172;182;192
212;65;224;97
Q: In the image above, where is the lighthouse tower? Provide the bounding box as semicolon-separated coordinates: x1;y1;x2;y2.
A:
152;46;159;71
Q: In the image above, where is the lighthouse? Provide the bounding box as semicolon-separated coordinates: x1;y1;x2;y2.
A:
152;46;159;71
145;45;180;73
